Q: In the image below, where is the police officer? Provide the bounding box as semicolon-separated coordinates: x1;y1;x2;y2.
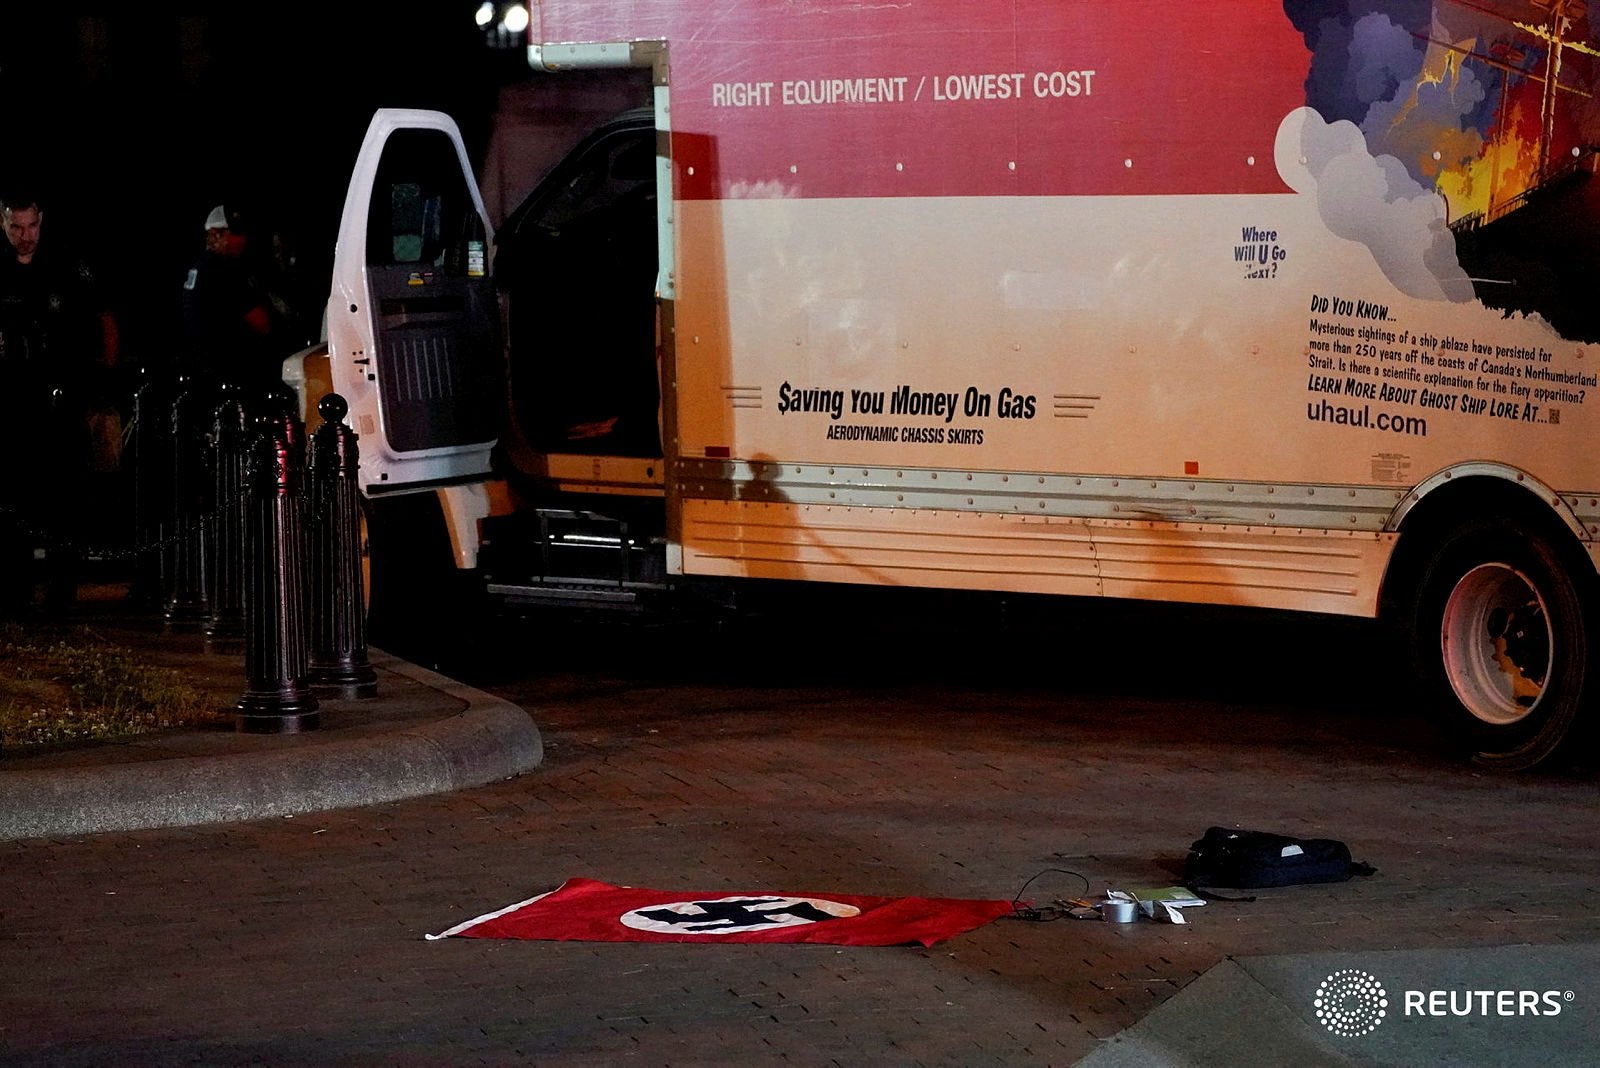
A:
0;192;120;615
181;203;282;400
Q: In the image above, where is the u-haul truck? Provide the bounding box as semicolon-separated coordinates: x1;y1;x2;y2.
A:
311;0;1600;769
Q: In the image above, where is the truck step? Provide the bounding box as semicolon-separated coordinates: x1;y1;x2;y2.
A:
485;579;666;611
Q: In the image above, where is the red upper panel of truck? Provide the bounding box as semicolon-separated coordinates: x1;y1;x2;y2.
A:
533;1;1308;199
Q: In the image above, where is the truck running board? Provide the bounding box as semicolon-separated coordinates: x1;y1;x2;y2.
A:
477;505;670;612
485;579;666;611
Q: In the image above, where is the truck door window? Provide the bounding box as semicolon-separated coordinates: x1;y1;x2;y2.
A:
367;129;470;271
362;127;505;454
387;182;434;263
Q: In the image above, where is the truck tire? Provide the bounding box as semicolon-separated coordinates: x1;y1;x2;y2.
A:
1408;516;1594;770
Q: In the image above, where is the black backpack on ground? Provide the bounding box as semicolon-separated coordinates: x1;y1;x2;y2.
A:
1183;826;1377;893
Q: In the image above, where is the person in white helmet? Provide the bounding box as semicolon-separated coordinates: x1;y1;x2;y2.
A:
180;202;281;399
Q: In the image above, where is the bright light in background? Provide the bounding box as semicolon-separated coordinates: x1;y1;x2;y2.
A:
478;2;531;48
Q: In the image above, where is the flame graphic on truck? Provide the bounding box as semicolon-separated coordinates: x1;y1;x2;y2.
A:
1286;0;1600;340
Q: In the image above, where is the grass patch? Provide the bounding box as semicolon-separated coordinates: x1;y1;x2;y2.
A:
0;622;229;750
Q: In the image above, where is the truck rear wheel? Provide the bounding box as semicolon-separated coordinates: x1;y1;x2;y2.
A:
1410;516;1593;770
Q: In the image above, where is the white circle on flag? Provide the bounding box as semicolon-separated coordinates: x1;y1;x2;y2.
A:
619;895;861;935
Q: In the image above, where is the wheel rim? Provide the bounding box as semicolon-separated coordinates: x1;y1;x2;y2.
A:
1440;563;1553;726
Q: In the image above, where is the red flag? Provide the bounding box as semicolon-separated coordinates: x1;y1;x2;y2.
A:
427;878;1013;947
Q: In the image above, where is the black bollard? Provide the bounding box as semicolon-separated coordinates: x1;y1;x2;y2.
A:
164;379;210;629
203;389;251;648
129;371;172;611
236;418;319;733
308;394;378;698
264;384;308;469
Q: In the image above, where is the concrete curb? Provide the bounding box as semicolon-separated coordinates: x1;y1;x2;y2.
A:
0;653;543;842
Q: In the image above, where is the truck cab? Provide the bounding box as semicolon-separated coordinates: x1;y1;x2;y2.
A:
320;60;677;619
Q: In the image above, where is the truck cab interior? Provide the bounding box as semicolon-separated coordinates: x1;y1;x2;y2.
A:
493;108;661;461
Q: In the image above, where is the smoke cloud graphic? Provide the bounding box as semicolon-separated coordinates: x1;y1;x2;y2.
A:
1286;1;1507;179
1276;107;1475;301
1287;2;1432;132
1284;0;1600;337
1281;0;1482;301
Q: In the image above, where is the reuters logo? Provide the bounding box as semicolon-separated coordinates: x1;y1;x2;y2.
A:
1314;968;1389;1037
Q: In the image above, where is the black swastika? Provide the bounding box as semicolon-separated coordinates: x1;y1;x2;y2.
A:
635;898;839;930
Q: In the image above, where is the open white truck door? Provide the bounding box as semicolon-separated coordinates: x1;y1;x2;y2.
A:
327;109;504;495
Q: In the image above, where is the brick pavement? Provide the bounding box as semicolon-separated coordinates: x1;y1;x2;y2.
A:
2;607;1598;1065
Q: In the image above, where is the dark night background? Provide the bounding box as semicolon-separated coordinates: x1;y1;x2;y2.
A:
0;10;527;370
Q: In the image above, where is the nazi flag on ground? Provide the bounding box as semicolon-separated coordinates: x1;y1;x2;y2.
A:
427;877;1014;947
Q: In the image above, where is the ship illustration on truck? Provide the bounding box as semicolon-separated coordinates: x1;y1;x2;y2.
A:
291;0;1600;770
